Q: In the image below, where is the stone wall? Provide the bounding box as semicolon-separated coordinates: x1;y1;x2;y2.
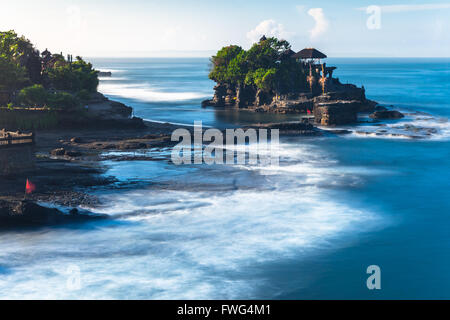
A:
0;145;35;175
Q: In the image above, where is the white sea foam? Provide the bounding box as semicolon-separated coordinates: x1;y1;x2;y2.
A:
0;142;384;299
0;188;378;299
98;82;210;102
323;112;450;141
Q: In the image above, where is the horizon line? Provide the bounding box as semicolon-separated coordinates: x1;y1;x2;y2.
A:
85;55;450;59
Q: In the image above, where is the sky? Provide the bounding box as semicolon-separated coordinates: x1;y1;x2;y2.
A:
1;0;449;57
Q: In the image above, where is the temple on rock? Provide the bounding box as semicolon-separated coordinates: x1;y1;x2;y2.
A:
291;48;337;95
203;36;378;126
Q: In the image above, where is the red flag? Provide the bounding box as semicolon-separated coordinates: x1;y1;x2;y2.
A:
307;109;312;115
26;179;36;194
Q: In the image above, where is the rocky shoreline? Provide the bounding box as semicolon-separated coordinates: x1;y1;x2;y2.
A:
0;91;428;229
202;79;382;126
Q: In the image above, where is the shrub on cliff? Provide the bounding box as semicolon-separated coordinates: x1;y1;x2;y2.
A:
47;56;99;93
18;84;80;110
47;92;80;110
18;84;48;107
209;37;306;94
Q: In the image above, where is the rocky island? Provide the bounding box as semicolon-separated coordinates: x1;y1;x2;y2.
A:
202;36;392;126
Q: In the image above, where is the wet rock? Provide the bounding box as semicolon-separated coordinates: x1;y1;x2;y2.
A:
330;129;352;134
314;101;361;126
370;110;404;119
98;71;112;77
65;150;82;157
250;121;321;135
0;200;106;228
70;137;83;143
201;99;215;107
118;142;147;150
51;148;66;156
374;105;388;112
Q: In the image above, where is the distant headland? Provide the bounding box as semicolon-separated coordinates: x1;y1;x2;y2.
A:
0;30;143;131
202;36;403;126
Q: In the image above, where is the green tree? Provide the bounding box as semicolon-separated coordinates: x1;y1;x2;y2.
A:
209;37;304;94
0;56;29;92
18;84;48;107
226;50;248;84
0;30;42;84
47;56;99;93
209;45;243;83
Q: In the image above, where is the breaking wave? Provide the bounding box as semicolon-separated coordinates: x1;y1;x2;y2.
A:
0;141;383;299
98;82;210;103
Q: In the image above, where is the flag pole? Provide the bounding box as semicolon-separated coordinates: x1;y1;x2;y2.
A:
24;179;27;201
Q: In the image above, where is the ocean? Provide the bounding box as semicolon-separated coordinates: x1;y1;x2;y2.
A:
0;58;449;299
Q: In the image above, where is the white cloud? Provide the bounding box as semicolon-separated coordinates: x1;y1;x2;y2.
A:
308;8;329;40
357;3;450;13
246;19;290;43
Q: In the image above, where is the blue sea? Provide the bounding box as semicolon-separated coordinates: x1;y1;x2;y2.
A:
0;58;449;299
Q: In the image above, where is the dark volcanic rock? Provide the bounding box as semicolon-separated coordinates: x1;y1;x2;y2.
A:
50;148;82;157
51;148;66;156
118;142;148;150
0;200;106;228
64;150;82;157
314;101;361;126
370;110;405;119
98;71;112;77
374;105;388;112
329;129;352;135
70;137;83;143
201;99;215;108
249;121;321;135
202;78;378;125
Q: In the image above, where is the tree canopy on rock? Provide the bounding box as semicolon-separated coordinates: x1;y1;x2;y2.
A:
0;30;99;109
209;37;306;94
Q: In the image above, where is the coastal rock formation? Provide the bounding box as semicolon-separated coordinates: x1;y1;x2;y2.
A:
55;93;146;129
314;100;361;126
370;110;405;119
86;93;132;121
0;200;106;228
248;121;321;135
203;81;377;126
98;71;112;77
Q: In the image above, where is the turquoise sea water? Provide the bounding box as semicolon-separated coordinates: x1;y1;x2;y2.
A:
0;58;449;299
